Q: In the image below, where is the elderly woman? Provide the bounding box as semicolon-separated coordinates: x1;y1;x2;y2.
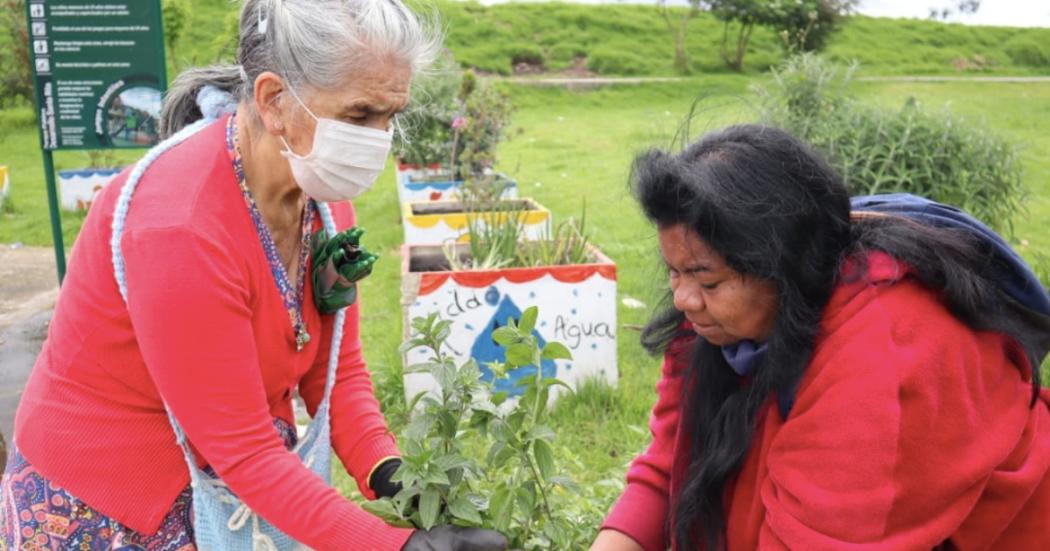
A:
592;125;1050;550
1;1;505;550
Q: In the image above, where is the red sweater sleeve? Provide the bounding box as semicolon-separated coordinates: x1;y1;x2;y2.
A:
756;282;1037;550
602;341;691;551
123;225;412;551
298;201;400;499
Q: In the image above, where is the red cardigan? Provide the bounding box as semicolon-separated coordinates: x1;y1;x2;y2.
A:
15;117;413;550
603;252;1050;550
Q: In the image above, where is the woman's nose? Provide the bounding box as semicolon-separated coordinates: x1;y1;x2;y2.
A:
673;283;703;313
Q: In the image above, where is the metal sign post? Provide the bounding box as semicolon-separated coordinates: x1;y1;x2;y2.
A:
25;0;167;285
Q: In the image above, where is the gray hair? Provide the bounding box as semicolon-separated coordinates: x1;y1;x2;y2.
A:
159;0;441;138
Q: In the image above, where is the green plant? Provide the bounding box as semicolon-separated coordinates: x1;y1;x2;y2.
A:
362;312;497;529
396;51;462;168
162;0;190;70
516;205;591;268
451;72;515;179
755;54;1026;232
1003;35;1050;68
365;307;585;548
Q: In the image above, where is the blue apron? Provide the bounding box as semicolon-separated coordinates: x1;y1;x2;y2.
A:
110;118;344;550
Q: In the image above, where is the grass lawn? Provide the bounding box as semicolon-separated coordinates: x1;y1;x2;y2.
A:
3;74;1049;535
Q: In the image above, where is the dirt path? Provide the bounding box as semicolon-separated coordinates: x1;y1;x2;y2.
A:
0;246;58;443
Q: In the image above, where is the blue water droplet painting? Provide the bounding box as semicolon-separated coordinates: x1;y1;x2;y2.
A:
471;295;556;396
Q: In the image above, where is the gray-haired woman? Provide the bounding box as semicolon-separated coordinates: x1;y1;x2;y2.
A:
1;1;505;549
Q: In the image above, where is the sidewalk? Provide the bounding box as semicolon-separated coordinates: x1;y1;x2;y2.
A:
0;246;58;443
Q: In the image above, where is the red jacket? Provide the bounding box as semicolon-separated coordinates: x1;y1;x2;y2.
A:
15;117;413;550
603;252;1050;550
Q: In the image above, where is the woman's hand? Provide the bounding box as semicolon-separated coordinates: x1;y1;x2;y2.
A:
401;526;507;551
590;529;645;551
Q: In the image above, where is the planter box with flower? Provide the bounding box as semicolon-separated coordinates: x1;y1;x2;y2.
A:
400;211;618;402
395;61;517;203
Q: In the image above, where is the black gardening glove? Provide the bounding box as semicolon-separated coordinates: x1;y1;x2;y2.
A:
401;526;508;551
369;458;403;499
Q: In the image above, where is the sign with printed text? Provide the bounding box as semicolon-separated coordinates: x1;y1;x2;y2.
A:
26;0;167;150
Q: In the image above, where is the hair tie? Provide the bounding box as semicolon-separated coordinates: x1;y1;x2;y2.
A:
196;85;238;121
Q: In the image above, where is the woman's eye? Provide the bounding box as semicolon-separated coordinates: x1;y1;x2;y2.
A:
700;282;720;291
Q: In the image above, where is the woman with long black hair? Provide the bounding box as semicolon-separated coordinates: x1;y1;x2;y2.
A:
591;125;1050;550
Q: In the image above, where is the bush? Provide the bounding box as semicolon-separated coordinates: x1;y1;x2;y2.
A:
1003;35;1050;68
755;54;1025;232
506;44;544;68
0;0;32;107
586;47;648;76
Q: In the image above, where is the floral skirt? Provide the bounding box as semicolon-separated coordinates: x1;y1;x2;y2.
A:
0;418;297;551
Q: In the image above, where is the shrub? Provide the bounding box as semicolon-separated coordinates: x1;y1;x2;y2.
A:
586;47;649;76
395;51;461;167
755;54;1025;232
506;44;545;68
1003;35;1050;68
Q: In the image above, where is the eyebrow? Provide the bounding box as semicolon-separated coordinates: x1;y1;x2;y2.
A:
662;257;713;273
339;101;406;117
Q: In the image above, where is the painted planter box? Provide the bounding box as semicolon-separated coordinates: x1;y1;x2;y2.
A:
401;198;551;246
58;168;122;211
401;243;618;402
394;163;517;203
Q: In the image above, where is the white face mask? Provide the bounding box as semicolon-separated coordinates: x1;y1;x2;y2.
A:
279;89;393;202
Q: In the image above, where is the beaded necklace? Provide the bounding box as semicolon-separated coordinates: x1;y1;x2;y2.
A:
226;114;315;350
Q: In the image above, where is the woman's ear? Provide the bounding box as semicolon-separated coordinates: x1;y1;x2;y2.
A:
253;71;287;136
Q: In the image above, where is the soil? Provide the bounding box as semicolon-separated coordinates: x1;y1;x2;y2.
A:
411;198;538;216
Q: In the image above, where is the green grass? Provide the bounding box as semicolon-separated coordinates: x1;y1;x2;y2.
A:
429;1;1050;77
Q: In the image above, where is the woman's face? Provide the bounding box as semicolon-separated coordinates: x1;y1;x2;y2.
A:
658;224;779;346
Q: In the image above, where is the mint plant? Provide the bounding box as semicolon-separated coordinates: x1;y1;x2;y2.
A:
365;307;586;549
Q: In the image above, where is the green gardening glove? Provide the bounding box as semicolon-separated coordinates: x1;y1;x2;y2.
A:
311;226;378;314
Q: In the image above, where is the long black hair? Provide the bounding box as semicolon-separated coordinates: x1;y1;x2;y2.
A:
632;124;1050;550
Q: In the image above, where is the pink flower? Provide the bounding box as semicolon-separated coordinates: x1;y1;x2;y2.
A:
452;117;467;130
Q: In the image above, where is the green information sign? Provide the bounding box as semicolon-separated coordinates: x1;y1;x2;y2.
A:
26;0;167;151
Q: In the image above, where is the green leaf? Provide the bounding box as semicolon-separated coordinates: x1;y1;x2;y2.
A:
489;488;515;532
541;341;573;361
447;494;483;525
505;343;533;367
533;439;556;481
518;306;539;334
361;499;413;528
526;424;555;442
419;487;441;530
492;326;518;346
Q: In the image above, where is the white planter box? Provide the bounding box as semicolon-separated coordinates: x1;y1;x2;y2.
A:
394;163;517;203
58;168;122;211
401;198;551;246
401;243;618;402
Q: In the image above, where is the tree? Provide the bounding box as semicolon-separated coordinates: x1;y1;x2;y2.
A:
0;0;32;107
929;1;980;21
709;0;855;71
658;0;704;74
162;0;189;70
